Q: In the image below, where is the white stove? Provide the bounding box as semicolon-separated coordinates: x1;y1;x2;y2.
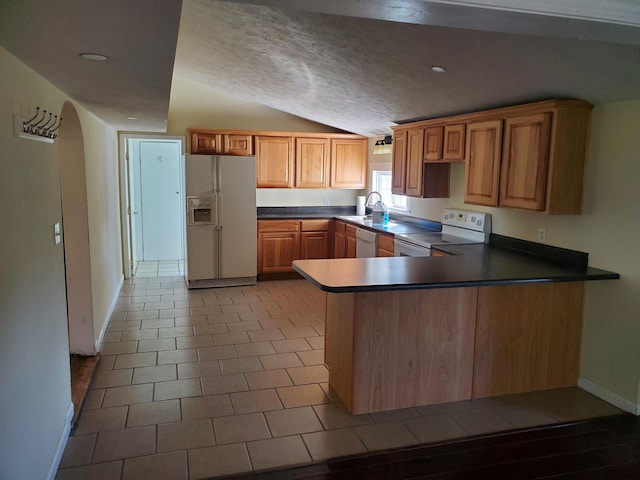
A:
394;209;491;256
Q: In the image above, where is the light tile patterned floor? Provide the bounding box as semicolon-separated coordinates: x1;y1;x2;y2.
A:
57;274;623;480
135;260;184;278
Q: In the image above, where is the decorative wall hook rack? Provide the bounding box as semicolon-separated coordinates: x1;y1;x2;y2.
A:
13;107;63;144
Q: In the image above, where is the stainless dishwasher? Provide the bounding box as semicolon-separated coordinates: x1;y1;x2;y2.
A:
355;228;378;257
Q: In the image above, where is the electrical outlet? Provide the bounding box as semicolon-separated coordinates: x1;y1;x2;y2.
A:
323;198;330;206
538;228;546;243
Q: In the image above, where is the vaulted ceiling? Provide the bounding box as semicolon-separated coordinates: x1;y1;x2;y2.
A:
1;0;639;135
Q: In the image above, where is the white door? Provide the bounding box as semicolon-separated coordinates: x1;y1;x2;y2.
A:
139;141;183;261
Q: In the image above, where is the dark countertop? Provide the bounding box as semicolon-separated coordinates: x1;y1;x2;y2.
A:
292;243;620;293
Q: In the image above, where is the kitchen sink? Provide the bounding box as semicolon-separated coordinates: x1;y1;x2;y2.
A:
339;215;371;222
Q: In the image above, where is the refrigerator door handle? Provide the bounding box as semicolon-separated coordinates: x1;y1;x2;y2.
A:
218;193;223;229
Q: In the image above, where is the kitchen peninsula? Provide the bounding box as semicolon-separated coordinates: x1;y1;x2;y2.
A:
293;244;619;414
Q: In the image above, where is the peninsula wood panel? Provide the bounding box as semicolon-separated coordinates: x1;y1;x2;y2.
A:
295;137;329;188
326;288;477;414
499;113;551;211
325;293;355;410
464;119;503;206
473;282;584;398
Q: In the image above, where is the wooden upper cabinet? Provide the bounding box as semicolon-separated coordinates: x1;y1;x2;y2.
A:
443;124;466;162
423;126;443;162
405;128;425;197
191;132;221;154
224;134;253;156
190;131;253;155
391;130;407;195
464;120;503;207
330;138;367;189
255;136;294;188
499;113;552;211
295;137;329;188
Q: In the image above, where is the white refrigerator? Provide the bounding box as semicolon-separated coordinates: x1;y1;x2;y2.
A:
185;154;257;288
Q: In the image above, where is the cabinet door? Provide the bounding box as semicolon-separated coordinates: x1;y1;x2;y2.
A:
224;134;254;156
256;136;294;188
345;224;357;258
423;126;443;162
391;130;407;194
443;124;466;162
405;128;425;197
301;231;329;259
257;232;299;273
499;113;551;211
296;137;330;188
464;120;503;207
330;138;367;188
377;233;394;257
333;220;346;258
191;132;221;154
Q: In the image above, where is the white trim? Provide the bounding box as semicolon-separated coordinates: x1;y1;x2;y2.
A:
95;274;124;353
46;401;74;480
578;377;639;415
118;134;186;280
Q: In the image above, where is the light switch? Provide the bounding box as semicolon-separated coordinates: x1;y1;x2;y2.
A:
54;223;61;245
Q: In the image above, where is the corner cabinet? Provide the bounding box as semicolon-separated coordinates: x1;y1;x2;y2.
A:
392;127;450;198
464;100;591;214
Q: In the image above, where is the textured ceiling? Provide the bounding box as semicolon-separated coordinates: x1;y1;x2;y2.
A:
175;0;640;135
0;0;638;135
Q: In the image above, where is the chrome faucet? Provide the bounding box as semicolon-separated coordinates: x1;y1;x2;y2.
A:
365;191;382;207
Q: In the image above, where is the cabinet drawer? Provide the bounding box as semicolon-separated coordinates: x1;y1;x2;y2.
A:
345;224;357;238
257;220;300;233
300;219;330;232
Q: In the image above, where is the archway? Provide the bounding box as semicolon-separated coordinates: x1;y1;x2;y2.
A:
57;101;94;354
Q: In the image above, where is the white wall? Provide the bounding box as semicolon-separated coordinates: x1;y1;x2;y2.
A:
400;100;640;411
0;46;123;479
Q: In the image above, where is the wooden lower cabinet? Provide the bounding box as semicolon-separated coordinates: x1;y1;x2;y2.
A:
345;224;357;258
377;233;394;257
333;220;346;258
300;219;330;260
258;219;330;273
324;282;585;414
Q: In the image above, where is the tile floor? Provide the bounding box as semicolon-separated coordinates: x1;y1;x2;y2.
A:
135;260;184;278
57;273;623;480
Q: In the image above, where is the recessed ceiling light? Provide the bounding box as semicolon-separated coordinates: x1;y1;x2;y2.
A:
127;117;139;120
344;99;355;104
80;53;108;61
431;66;446;73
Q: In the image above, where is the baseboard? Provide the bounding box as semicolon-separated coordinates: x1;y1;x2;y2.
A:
46;401;74;480
95;274;124;353
578;377;639;415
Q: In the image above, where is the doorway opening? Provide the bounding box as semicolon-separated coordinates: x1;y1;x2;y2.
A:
119;135;185;279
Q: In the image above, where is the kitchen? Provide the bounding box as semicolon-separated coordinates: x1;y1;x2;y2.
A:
1;1;639;479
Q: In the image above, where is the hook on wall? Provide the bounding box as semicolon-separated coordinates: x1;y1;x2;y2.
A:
14;106;63;143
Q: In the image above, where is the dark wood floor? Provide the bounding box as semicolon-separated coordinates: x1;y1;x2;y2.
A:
214;414;640;480
69;354;98;424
